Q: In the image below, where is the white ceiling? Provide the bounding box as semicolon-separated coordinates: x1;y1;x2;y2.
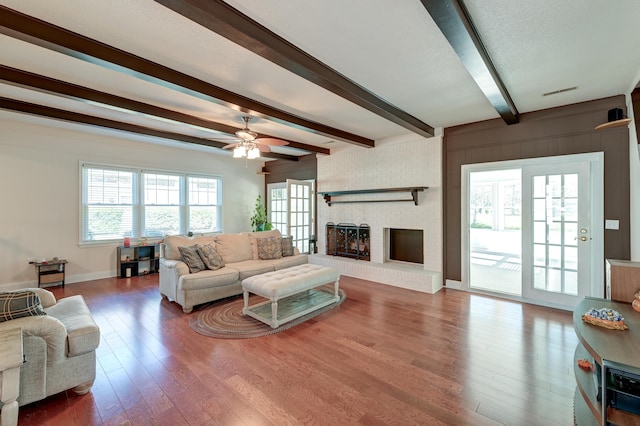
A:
1;0;639;159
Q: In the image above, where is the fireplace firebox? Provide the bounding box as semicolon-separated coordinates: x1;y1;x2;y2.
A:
387;228;423;264
326;223;370;261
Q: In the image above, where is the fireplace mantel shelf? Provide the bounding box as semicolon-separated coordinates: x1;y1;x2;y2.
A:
317;187;428;206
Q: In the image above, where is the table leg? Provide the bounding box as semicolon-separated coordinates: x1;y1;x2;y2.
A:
271;300;279;328
242;290;249;315
334;278;340;300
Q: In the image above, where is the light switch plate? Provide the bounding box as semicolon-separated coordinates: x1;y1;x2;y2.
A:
605;219;620;230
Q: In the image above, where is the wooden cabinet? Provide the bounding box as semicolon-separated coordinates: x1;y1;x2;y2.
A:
606;259;640;302
573;297;640;425
117;245;159;278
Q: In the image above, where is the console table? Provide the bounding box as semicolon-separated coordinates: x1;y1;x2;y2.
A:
0;328;23;426
30;259;67;287
573;297;640;425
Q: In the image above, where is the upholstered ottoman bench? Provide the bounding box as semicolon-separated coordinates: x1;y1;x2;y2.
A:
241;264;340;328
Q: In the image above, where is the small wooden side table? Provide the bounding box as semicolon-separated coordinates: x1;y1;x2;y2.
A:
30;260;67;287
0;328;23;426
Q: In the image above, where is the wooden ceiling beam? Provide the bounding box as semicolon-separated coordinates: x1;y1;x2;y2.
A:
0;65;330;155
0;5;372;148
154;0;435;138
421;0;519;124
0;97;299;161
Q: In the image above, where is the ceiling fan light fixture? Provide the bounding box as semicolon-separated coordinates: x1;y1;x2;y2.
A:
247;145;261;159
233;145;246;158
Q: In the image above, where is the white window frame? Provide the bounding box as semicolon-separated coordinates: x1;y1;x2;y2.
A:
80;163;222;245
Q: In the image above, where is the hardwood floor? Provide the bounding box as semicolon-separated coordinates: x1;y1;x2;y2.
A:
18;274;578;425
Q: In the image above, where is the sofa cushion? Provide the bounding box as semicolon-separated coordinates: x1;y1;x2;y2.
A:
215;233;253;264
178;245;206;273
248;229;282;259
258;237;283;260
45;295;100;357
196;244;225;270
179;268;240;291
0;290;46;322
164;235;216;261
226;260;275;281
265;254;309;271
281;236;294;257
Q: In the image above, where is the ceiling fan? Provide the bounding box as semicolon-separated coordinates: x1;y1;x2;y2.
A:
223;116;288;159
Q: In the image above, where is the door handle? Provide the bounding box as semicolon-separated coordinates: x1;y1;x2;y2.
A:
580;236;588;241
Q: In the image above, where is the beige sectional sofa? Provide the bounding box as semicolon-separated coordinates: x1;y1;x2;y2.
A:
159;230;308;313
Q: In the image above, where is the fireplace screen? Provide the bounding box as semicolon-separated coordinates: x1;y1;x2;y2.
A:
326;223;370;261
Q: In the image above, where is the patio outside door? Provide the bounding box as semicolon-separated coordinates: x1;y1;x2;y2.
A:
465;154;603;310
521;161;591;307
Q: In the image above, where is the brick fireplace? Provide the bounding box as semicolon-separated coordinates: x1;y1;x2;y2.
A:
312;135;443;294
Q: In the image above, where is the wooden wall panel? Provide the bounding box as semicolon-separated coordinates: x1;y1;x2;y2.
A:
443;96;630;286
263;154;317;185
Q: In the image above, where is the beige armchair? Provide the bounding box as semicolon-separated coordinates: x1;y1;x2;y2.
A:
0;288;100;406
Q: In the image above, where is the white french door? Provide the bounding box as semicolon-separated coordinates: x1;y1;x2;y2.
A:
267;180;315;254
521;161;591;307
463;153;604;310
287;179;314;254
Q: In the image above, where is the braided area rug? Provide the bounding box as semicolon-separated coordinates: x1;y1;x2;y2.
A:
189;287;346;339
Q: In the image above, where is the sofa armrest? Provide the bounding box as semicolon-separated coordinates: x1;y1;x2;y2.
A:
0;315;68;363
46;295;100;357
160;258;189;277
24;287;57;308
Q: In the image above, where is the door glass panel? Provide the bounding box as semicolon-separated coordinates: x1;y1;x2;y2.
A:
534;199;546;221
564;199;578;221
468;169;522;295
534;222;546;244
534;244;546;266
548;222;561;245
533;176;546;198
534;266;546;289
548;245;561;268
564;174;578;197
565;246;578;270
565;271;578;295
548;269;562;292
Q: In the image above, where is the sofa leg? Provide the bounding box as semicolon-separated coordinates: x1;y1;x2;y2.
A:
72;381;94;395
182;306;193;313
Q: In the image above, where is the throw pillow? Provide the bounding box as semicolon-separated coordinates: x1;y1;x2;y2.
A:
257;237;283;260
196;244;225;270
248;229;282;259
281;236;294;257
0;290;47;323
178;245;206;273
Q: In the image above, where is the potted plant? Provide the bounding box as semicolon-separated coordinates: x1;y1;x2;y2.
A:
250;195;272;231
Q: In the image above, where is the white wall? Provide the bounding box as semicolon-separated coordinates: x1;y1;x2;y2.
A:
0;113;264;289
316;134;442;275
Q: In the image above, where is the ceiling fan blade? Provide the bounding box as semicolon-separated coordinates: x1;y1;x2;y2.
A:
222;142;239;150
256;144;272;152
255;137;289;146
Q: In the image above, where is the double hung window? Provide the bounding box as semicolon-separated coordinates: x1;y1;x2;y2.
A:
81;164;221;243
